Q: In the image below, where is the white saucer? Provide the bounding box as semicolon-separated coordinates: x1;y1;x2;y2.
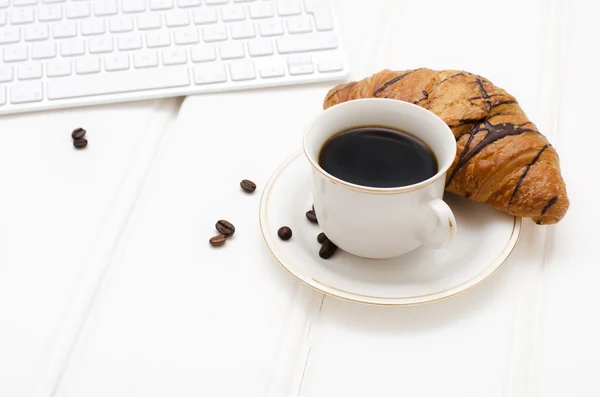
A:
259;152;522;306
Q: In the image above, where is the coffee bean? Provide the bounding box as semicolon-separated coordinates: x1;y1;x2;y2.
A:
317;232;327;244
306;210;318;224
209;235;227;247
71;128;86;140
278;226;293;241
319;239;338;259
240;179;257;193
73;138;88;149
216;220;235;236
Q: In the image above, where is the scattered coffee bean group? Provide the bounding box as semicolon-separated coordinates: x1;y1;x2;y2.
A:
208;180;257;249
278;226;293;241
208;185;329;258
240;179;257;193
209;220;235;247
305;205;336;258
71;128;88;149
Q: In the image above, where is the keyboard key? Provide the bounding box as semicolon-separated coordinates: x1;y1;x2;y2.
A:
219;41;244;59
193;8;218;24
32;42;57;59
165;10;190;27
3;45;28;62
89;37;114;53
259;65;285;78
104;53;130;71
0;27;20;44
289;64;313;75
303;0;328;13
205;0;229;4
276;33;337;53
286;54;313;75
286;16;312;34
311;8;333;31
53;22;77;38
11;8;35;24
318;58;342;72
76;57;101;74
133;50;159;68
66;3;91;19
0;87;5;106
193;64;227;84
118;33;143;50
259;20;283;36
162;47;187;65
287;54;312;66
229;60;255;81
221;5;245;21
0;11;6;26
230;22;255;39
248;38;273;56
18;63;43;80
174;27;199;44
146;31;170;47
0;66;14;82
150;0;173;10
60;39;85;56
46;59;72;77
109;16;133;32
122;0;146;13
137;13;162;29
276;0;301;16
94;0;118;16
25;25;50;41
202;25;227;42
249;3;273;19
81;19;106;35
11;82;43;104
0;0;7;7
191;45;216;62
38;5;63;21
177;0;201;7
48;67;190;99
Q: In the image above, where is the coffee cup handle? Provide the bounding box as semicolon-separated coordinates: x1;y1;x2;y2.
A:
420;199;457;249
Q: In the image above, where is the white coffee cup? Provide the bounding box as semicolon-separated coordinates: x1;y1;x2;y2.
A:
303;98;457;259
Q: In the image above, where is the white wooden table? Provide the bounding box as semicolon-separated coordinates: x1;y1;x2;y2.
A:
0;1;598;396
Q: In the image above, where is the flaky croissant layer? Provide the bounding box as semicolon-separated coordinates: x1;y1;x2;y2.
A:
323;69;569;224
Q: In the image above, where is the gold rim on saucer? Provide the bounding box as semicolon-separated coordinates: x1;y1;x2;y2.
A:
259;152;522;306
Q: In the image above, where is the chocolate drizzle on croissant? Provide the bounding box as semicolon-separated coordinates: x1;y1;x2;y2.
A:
540;197;559;219
509;144;550;207
323;69;570;224
446;121;539;186
325;82;357;102
373;69;420;96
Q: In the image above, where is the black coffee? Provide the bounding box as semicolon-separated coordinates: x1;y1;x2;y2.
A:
318;127;438;188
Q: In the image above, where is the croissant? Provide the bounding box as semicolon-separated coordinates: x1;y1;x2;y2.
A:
323;69;569;224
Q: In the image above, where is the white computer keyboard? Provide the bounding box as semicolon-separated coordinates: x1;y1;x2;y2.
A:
0;0;347;115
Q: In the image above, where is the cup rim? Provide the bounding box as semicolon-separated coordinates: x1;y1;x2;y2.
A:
303;98;457;194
